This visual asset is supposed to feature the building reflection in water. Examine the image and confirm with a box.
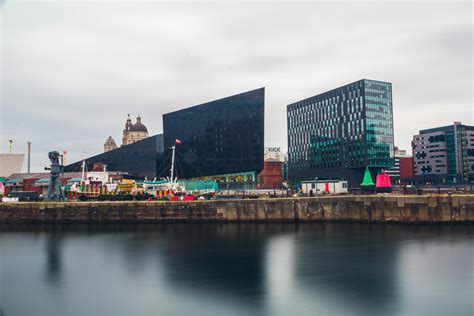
[5,222,468,316]
[155,224,270,313]
[289,224,400,315]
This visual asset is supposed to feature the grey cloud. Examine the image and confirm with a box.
[1,1,472,171]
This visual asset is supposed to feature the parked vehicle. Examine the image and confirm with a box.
[301,180,349,195]
[7,191,40,202]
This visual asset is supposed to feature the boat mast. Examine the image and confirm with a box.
[170,145,176,183]
[81,154,86,182]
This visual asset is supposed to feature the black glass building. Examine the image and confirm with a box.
[64,134,164,179]
[287,79,394,187]
[163,88,265,181]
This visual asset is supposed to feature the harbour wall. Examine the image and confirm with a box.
[0,195,473,223]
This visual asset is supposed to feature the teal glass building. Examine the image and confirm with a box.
[287,79,394,187]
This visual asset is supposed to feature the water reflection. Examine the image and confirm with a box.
[45,232,63,284]
[0,223,472,316]
[159,225,266,298]
[292,225,400,315]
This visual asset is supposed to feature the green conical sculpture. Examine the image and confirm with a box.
[361,166,375,186]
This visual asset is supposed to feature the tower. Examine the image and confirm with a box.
[104,136,118,153]
[122,114,149,146]
[122,114,132,145]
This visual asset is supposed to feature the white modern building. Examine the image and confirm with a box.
[0,154,25,178]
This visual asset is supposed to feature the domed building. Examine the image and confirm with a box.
[103,136,118,153]
[122,114,149,146]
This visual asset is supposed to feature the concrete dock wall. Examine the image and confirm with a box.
[0,195,473,223]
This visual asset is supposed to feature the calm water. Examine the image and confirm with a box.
[0,223,473,316]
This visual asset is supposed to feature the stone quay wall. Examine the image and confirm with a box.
[0,195,473,224]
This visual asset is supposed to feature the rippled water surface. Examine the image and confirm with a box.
[1,223,473,316]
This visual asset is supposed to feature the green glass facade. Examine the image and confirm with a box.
[364,80,394,167]
[287,79,394,187]
[445,130,457,179]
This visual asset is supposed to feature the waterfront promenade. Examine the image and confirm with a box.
[0,195,473,223]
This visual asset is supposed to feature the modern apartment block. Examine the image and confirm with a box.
[412,122,474,184]
[287,79,394,187]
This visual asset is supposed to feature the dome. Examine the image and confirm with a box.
[104,136,117,146]
[129,122,148,132]
[129,114,148,133]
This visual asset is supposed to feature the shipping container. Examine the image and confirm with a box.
[301,180,348,195]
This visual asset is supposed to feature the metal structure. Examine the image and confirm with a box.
[45,151,65,201]
[27,142,31,174]
[170,144,176,183]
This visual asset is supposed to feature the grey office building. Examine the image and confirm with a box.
[412,122,474,184]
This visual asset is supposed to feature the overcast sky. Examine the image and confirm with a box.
[1,0,472,172]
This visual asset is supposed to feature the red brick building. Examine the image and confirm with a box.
[399,157,414,179]
[258,159,283,189]
[3,172,82,196]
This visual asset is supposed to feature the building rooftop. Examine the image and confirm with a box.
[287,79,392,109]
[163,87,265,116]
[419,122,474,134]
[6,172,83,181]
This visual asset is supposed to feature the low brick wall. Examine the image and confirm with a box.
[0,195,473,223]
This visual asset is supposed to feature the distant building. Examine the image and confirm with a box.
[104,136,118,153]
[3,172,82,196]
[386,147,412,183]
[399,156,414,182]
[3,171,126,196]
[287,79,394,187]
[412,122,474,184]
[258,158,283,189]
[264,147,288,183]
[102,114,147,152]
[65,134,164,179]
[264,147,286,162]
[122,114,149,146]
[0,154,25,178]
